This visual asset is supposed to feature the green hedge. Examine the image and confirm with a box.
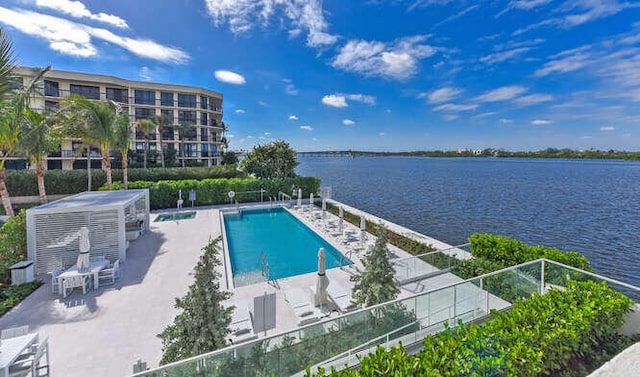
[103,176,321,210]
[0,209,27,285]
[6,166,245,196]
[452,233,591,280]
[309,280,633,377]
[0,281,42,317]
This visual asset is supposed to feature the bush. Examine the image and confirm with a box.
[103,176,321,210]
[6,166,245,196]
[309,281,633,377]
[0,209,27,285]
[0,281,42,317]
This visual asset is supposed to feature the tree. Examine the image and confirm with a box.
[135,118,156,169]
[177,122,196,168]
[112,109,131,189]
[158,237,233,365]
[59,95,118,190]
[0,28,49,215]
[240,140,299,179]
[151,114,171,168]
[350,225,400,307]
[221,151,239,166]
[18,107,60,203]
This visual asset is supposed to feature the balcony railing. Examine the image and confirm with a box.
[130,258,640,377]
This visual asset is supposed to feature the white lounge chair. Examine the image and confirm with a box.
[51,268,63,294]
[328,282,358,313]
[9,336,49,377]
[284,288,322,326]
[229,301,257,344]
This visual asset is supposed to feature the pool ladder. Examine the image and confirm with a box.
[260,252,280,289]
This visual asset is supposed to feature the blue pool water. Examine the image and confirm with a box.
[224,207,351,287]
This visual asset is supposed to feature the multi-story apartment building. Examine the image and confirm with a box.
[15,66,225,170]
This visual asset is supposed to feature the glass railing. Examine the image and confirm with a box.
[131,259,640,377]
[393,244,471,284]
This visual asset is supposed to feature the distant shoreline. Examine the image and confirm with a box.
[298,149,640,160]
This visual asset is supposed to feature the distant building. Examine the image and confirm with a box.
[14,66,225,170]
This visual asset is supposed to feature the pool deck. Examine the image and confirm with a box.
[0,200,489,376]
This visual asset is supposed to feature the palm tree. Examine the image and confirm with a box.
[113,109,131,189]
[18,107,60,203]
[0,28,50,215]
[59,95,118,190]
[220,121,229,151]
[136,118,156,169]
[177,122,195,168]
[151,114,171,168]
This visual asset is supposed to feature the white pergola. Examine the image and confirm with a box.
[26,189,150,275]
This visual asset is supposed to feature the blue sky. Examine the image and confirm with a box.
[1,0,639,152]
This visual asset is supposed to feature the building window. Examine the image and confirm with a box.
[200,96,208,110]
[161,92,174,106]
[70,84,100,100]
[200,128,208,141]
[134,90,155,105]
[178,94,196,108]
[44,80,59,97]
[135,107,155,120]
[135,143,145,151]
[161,109,174,122]
[200,112,208,126]
[44,100,59,111]
[106,88,128,103]
[201,143,209,157]
[184,143,197,157]
[178,110,196,123]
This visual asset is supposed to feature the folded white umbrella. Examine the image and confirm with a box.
[76,226,90,272]
[297,188,302,207]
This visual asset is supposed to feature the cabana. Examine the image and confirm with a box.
[26,190,150,275]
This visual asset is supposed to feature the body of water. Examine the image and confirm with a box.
[297,156,640,286]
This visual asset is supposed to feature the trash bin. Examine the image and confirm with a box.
[10,261,35,285]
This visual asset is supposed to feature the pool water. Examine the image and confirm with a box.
[155,211,196,222]
[224,207,351,287]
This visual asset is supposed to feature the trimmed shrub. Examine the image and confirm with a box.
[0,209,27,285]
[102,176,321,210]
[6,166,245,196]
[0,281,43,317]
[308,280,633,377]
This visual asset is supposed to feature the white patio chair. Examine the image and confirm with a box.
[9,336,49,377]
[62,275,90,298]
[51,268,63,294]
[98,260,120,286]
[0,325,29,340]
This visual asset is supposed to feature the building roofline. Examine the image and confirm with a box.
[15,66,223,99]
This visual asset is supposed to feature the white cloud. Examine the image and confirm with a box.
[332,35,436,80]
[288,115,298,120]
[35,0,129,28]
[433,103,478,112]
[235,109,245,114]
[264,132,271,135]
[531,119,552,125]
[139,66,152,81]
[480,47,531,65]
[474,86,528,102]
[535,48,591,76]
[425,87,462,104]
[342,119,355,126]
[321,93,375,108]
[600,125,615,131]
[258,101,267,106]
[284,83,298,95]
[204,0,337,48]
[513,94,553,106]
[214,70,246,85]
[300,125,313,131]
[497,0,551,17]
[475,112,498,118]
[378,132,385,136]
[442,114,459,121]
[321,95,348,108]
[0,7,188,63]
[500,118,513,124]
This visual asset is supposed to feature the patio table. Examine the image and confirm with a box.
[58,259,110,295]
[0,332,38,377]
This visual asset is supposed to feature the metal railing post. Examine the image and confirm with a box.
[540,260,545,295]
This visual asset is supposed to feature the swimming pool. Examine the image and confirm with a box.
[223,207,351,287]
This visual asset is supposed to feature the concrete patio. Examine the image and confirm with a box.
[0,200,477,376]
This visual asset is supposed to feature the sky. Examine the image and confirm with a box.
[1,0,640,152]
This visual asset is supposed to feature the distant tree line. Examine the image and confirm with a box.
[298,148,640,160]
